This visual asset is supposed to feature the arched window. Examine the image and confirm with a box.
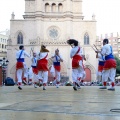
[52,3,56,12]
[58,3,63,12]
[84,32,89,45]
[45,3,50,12]
[17,32,23,44]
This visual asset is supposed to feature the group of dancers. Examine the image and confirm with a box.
[16,45,63,90]
[67,39,116,91]
[16,38,116,91]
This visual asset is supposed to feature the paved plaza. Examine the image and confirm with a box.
[0,86,120,120]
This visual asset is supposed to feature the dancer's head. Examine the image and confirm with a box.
[19,45,24,50]
[67,39,78,47]
[55,49,59,55]
[103,39,109,46]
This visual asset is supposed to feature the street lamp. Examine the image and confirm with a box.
[0,58,9,85]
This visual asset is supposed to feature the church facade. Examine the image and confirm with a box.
[7,0,97,82]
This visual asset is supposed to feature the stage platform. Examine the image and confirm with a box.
[0,86,120,120]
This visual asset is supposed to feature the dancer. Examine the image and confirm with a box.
[50,49,63,88]
[76,52,86,88]
[37,45,49,90]
[16,45,30,90]
[96,50,105,85]
[29,52,39,88]
[67,39,85,91]
[96,39,116,91]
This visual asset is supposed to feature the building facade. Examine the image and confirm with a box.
[0,33,8,60]
[7,0,97,82]
[96,32,119,57]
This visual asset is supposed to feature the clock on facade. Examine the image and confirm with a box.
[48,27,60,39]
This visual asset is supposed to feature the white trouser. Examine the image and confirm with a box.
[38,71,48,84]
[81,71,86,80]
[28,67,39,82]
[50,65,61,82]
[17,69,23,83]
[51,70,60,82]
[102,68,116,82]
[72,60,84,83]
[23,63,28,78]
[97,71,102,82]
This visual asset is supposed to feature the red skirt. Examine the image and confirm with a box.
[32,67,38,74]
[37,59,48,71]
[98,65,104,72]
[72,55,82,69]
[103,59,116,70]
[16,62,24,70]
[54,65,61,72]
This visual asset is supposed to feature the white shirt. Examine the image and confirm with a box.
[98,53,105,61]
[37,52,48,60]
[101,44,113,56]
[52,54,63,62]
[31,57,37,66]
[16,50,30,59]
[70,46,83,58]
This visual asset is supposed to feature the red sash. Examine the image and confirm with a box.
[54,66,61,72]
[32,67,38,74]
[72,47,82,69]
[16,62,24,70]
[98,65,104,72]
[103,59,116,70]
[37,53,48,71]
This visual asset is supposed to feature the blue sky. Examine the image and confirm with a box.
[0,0,120,36]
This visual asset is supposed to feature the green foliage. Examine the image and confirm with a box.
[114,56,120,76]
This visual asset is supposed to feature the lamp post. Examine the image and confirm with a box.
[0,58,9,85]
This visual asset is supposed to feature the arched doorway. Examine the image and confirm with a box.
[84,67,91,82]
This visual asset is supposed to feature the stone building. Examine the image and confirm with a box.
[0,32,8,59]
[96,32,120,57]
[7,0,97,82]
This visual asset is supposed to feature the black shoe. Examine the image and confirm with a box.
[99,86,107,89]
[73,86,77,91]
[18,86,22,90]
[22,80,27,85]
[108,88,115,91]
[43,87,46,90]
[76,83,81,89]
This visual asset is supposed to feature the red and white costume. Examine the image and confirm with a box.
[29,56,39,85]
[16,50,30,87]
[70,46,84,84]
[37,52,48,87]
[97,53,105,82]
[101,44,116,88]
[50,54,63,86]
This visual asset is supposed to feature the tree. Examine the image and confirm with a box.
[114,56,120,76]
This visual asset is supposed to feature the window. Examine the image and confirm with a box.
[84,32,89,45]
[52,3,56,12]
[45,3,50,12]
[17,32,23,44]
[2,44,4,48]
[58,3,63,12]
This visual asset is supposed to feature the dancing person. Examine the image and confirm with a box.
[96,51,105,85]
[16,45,30,90]
[37,45,49,90]
[67,39,85,91]
[96,39,116,91]
[29,52,39,88]
[50,49,63,88]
